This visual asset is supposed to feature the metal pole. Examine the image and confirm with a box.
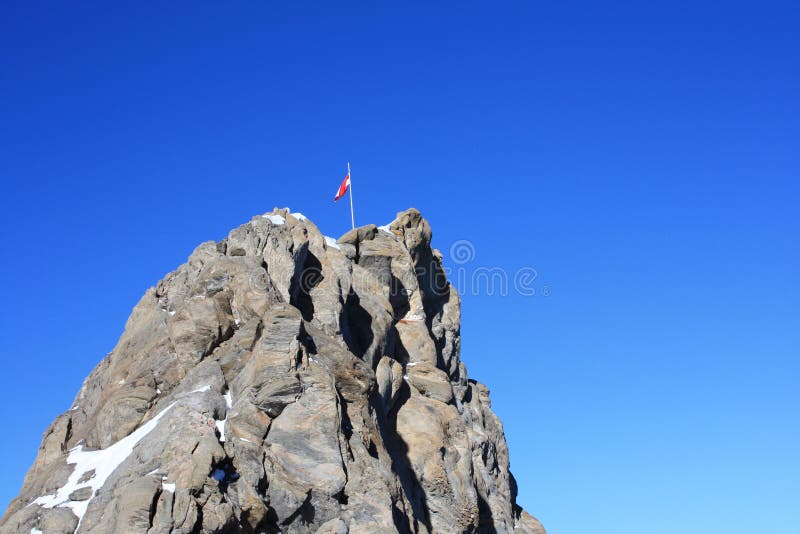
[348,162,355,229]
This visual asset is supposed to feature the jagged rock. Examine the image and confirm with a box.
[1,208,544,534]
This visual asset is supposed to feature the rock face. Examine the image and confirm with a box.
[2,209,545,534]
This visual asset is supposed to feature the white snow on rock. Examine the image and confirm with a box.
[324,236,341,250]
[215,390,232,442]
[191,384,211,393]
[378,223,401,241]
[378,219,399,237]
[262,214,286,225]
[30,529,43,534]
[31,401,178,528]
[216,419,227,442]
[290,212,308,221]
[161,482,176,493]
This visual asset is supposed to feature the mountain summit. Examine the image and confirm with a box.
[2,208,545,534]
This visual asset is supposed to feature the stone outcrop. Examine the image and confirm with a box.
[2,208,545,534]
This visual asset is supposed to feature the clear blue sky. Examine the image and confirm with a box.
[1,2,798,533]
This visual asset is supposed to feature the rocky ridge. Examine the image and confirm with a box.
[2,208,545,534]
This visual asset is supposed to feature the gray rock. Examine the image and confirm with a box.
[405,362,454,404]
[67,487,92,502]
[1,208,545,534]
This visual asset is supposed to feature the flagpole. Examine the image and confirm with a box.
[347,162,355,230]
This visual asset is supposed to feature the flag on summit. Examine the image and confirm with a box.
[334,170,351,202]
[335,162,355,229]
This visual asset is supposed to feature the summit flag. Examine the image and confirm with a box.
[334,172,350,202]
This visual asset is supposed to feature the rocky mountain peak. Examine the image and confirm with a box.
[2,208,545,534]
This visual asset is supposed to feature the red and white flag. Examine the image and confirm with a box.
[334,171,350,202]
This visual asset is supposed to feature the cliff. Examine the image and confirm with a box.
[2,208,544,534]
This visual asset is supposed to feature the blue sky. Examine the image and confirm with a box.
[1,2,798,532]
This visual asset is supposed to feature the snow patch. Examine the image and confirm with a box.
[211,469,226,482]
[378,221,399,238]
[239,437,252,443]
[324,236,341,250]
[215,419,227,442]
[161,482,176,493]
[191,385,211,393]
[214,390,232,443]
[406,362,417,367]
[31,401,178,528]
[31,529,43,534]
[262,214,286,225]
[291,212,308,221]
